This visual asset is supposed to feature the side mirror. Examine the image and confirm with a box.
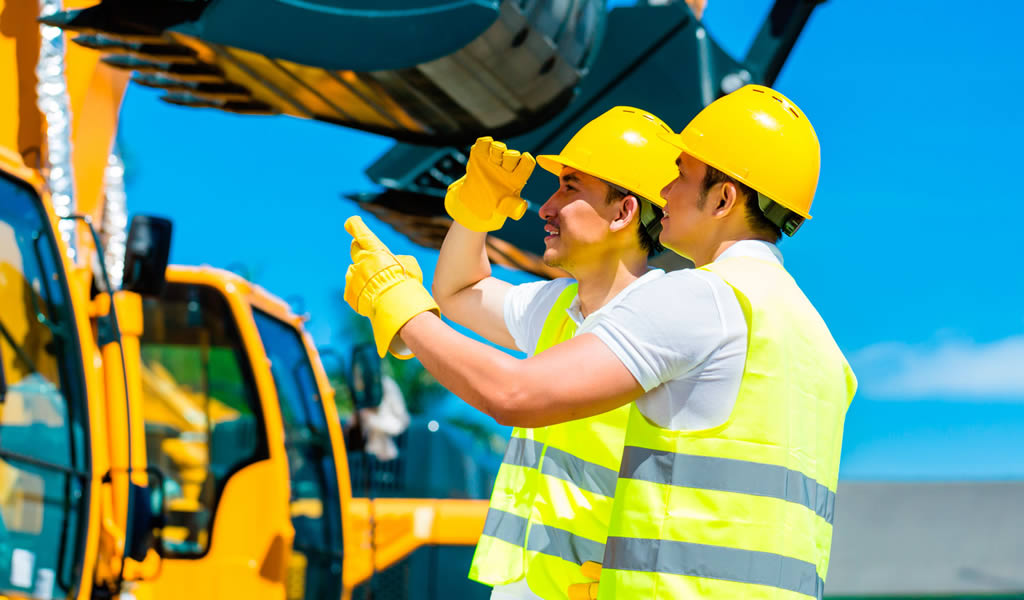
[125,481,156,562]
[127,467,168,559]
[121,215,172,296]
[350,343,382,411]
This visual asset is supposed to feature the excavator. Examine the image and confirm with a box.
[2,0,824,599]
[1,3,487,600]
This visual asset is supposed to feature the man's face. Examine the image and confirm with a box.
[538,167,622,270]
[659,152,712,259]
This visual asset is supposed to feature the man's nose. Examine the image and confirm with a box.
[538,193,558,220]
[660,180,673,202]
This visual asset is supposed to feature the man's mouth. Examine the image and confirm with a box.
[544,223,560,240]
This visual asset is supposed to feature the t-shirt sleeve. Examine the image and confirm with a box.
[503,278,574,355]
[578,271,729,392]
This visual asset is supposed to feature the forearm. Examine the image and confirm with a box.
[398,312,642,427]
[398,311,525,424]
[432,222,492,306]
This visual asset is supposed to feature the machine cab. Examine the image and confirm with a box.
[134,265,345,600]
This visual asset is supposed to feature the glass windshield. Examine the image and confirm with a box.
[251,309,342,600]
[0,174,89,599]
[139,283,268,557]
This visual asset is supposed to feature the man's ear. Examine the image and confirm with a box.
[610,194,639,233]
[713,182,741,217]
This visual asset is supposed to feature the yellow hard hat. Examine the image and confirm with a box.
[663,84,820,221]
[537,107,679,208]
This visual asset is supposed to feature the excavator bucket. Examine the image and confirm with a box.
[45,0,606,144]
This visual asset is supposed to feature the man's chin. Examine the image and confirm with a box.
[542,248,564,268]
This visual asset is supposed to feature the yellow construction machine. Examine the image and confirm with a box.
[1,3,488,599]
[131,264,487,600]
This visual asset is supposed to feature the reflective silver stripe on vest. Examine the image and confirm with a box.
[481,509,606,566]
[504,438,618,498]
[503,436,543,470]
[540,446,618,497]
[480,508,528,547]
[619,446,836,524]
[526,523,605,565]
[605,537,824,599]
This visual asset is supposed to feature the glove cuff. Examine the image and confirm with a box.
[372,278,440,359]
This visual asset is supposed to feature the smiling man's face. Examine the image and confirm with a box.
[537,167,625,271]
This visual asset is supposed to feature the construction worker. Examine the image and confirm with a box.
[348,106,678,599]
[433,108,676,600]
[343,85,856,599]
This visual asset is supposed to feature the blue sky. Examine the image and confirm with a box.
[118,0,1024,480]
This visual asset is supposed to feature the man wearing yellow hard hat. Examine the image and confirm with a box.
[349,106,678,599]
[343,85,856,599]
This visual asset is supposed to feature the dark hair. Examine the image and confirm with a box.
[700,165,781,242]
[605,186,664,256]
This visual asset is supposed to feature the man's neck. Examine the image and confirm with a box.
[572,251,649,318]
[692,230,776,267]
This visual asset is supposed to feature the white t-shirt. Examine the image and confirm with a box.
[581,240,783,430]
[503,269,666,357]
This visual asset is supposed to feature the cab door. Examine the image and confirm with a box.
[250,309,344,600]
[137,279,290,599]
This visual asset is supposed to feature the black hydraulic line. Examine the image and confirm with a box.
[743,0,825,86]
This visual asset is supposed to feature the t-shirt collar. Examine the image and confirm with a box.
[714,239,784,266]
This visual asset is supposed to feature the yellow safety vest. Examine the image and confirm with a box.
[599,257,857,600]
[470,282,631,599]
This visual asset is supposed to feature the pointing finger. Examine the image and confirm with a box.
[345,216,387,253]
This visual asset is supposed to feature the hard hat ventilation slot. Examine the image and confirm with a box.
[769,95,801,119]
[511,28,529,48]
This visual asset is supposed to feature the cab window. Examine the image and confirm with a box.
[0,174,89,599]
[139,283,268,556]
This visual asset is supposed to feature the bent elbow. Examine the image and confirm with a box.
[487,378,540,428]
[431,280,452,308]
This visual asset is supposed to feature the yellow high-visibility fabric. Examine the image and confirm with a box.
[470,282,631,599]
[600,257,857,600]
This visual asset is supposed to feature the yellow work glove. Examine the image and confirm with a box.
[444,136,535,232]
[343,216,440,359]
[568,561,602,600]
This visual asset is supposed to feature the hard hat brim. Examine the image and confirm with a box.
[536,153,667,208]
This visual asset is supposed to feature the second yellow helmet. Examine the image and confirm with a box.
[663,84,820,222]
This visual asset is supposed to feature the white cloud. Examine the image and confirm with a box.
[850,335,1024,401]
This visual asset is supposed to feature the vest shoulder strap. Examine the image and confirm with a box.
[535,282,579,353]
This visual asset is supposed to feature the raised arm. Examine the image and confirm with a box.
[432,137,536,350]
[432,222,516,349]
